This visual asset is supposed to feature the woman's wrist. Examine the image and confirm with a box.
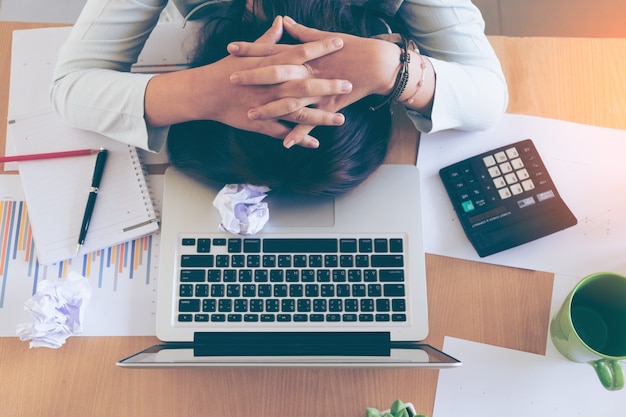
[145,66,216,128]
[368,38,435,116]
[398,51,435,115]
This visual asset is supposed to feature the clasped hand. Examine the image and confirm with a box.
[224,16,400,149]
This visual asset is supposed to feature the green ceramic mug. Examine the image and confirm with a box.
[550,272,626,390]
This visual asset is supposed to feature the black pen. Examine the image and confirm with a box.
[76,148,108,255]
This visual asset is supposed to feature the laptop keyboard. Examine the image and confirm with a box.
[175,236,408,325]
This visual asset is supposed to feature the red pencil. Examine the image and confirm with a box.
[0,149,100,163]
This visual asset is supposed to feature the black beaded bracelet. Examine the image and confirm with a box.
[369,34,412,112]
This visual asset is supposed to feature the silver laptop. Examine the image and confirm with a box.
[118,164,460,367]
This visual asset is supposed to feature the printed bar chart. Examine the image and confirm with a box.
[0,184,160,336]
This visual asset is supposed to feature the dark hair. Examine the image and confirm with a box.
[167,0,403,196]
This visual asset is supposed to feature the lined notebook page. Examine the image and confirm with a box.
[9,111,159,264]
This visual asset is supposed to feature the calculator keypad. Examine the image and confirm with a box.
[447,141,552,215]
[439,139,577,257]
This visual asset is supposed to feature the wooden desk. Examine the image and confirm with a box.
[1,21,625,416]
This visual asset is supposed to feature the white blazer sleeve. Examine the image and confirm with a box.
[398,0,509,133]
[50,0,171,152]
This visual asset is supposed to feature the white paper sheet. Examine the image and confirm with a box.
[418,113,626,278]
[433,337,626,417]
[0,174,163,336]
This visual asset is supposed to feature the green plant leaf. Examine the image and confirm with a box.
[366,408,382,417]
[397,408,409,417]
[389,399,404,416]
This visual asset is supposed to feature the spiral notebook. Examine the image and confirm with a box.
[8,111,159,265]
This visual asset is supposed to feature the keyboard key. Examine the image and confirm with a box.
[310,314,324,322]
[270,270,284,282]
[359,314,374,322]
[178,314,193,322]
[324,255,338,267]
[202,299,216,312]
[375,313,390,322]
[343,314,358,322]
[244,238,261,253]
[326,314,341,322]
[321,284,335,297]
[293,255,307,267]
[383,284,405,297]
[392,299,406,311]
[179,299,200,312]
[289,284,303,297]
[392,313,407,322]
[250,299,263,312]
[263,238,338,253]
[181,255,213,268]
[216,255,229,267]
[345,299,359,312]
[368,284,382,297]
[340,255,354,267]
[180,269,206,282]
[247,255,260,267]
[309,255,323,267]
[379,269,405,282]
[179,284,193,297]
[376,299,390,312]
[281,299,295,312]
[374,239,388,252]
[358,239,373,252]
[234,299,248,312]
[329,299,342,312]
[313,299,327,312]
[227,284,241,297]
[261,314,275,322]
[244,314,259,322]
[263,254,276,267]
[197,238,211,253]
[227,239,242,253]
[231,255,245,267]
[195,284,209,297]
[194,314,209,322]
[332,269,346,282]
[274,284,288,297]
[266,299,279,312]
[360,299,375,312]
[218,299,232,312]
[211,284,224,297]
[352,284,366,297]
[389,239,403,253]
[211,314,226,322]
[339,238,357,253]
[277,255,292,267]
[297,299,311,312]
[371,255,404,267]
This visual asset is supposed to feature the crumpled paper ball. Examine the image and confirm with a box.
[16,271,92,349]
[213,183,270,235]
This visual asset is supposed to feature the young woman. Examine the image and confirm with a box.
[51,0,507,194]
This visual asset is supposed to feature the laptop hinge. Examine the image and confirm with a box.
[193,331,391,356]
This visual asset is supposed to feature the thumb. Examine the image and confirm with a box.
[283,16,326,42]
[254,16,284,44]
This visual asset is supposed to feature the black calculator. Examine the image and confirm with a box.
[439,139,577,257]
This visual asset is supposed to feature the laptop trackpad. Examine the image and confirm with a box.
[265,194,335,227]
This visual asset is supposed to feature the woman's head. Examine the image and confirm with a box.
[167,0,403,196]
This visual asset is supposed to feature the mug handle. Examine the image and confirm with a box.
[590,359,625,391]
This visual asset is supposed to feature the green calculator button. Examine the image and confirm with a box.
[461,201,475,212]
